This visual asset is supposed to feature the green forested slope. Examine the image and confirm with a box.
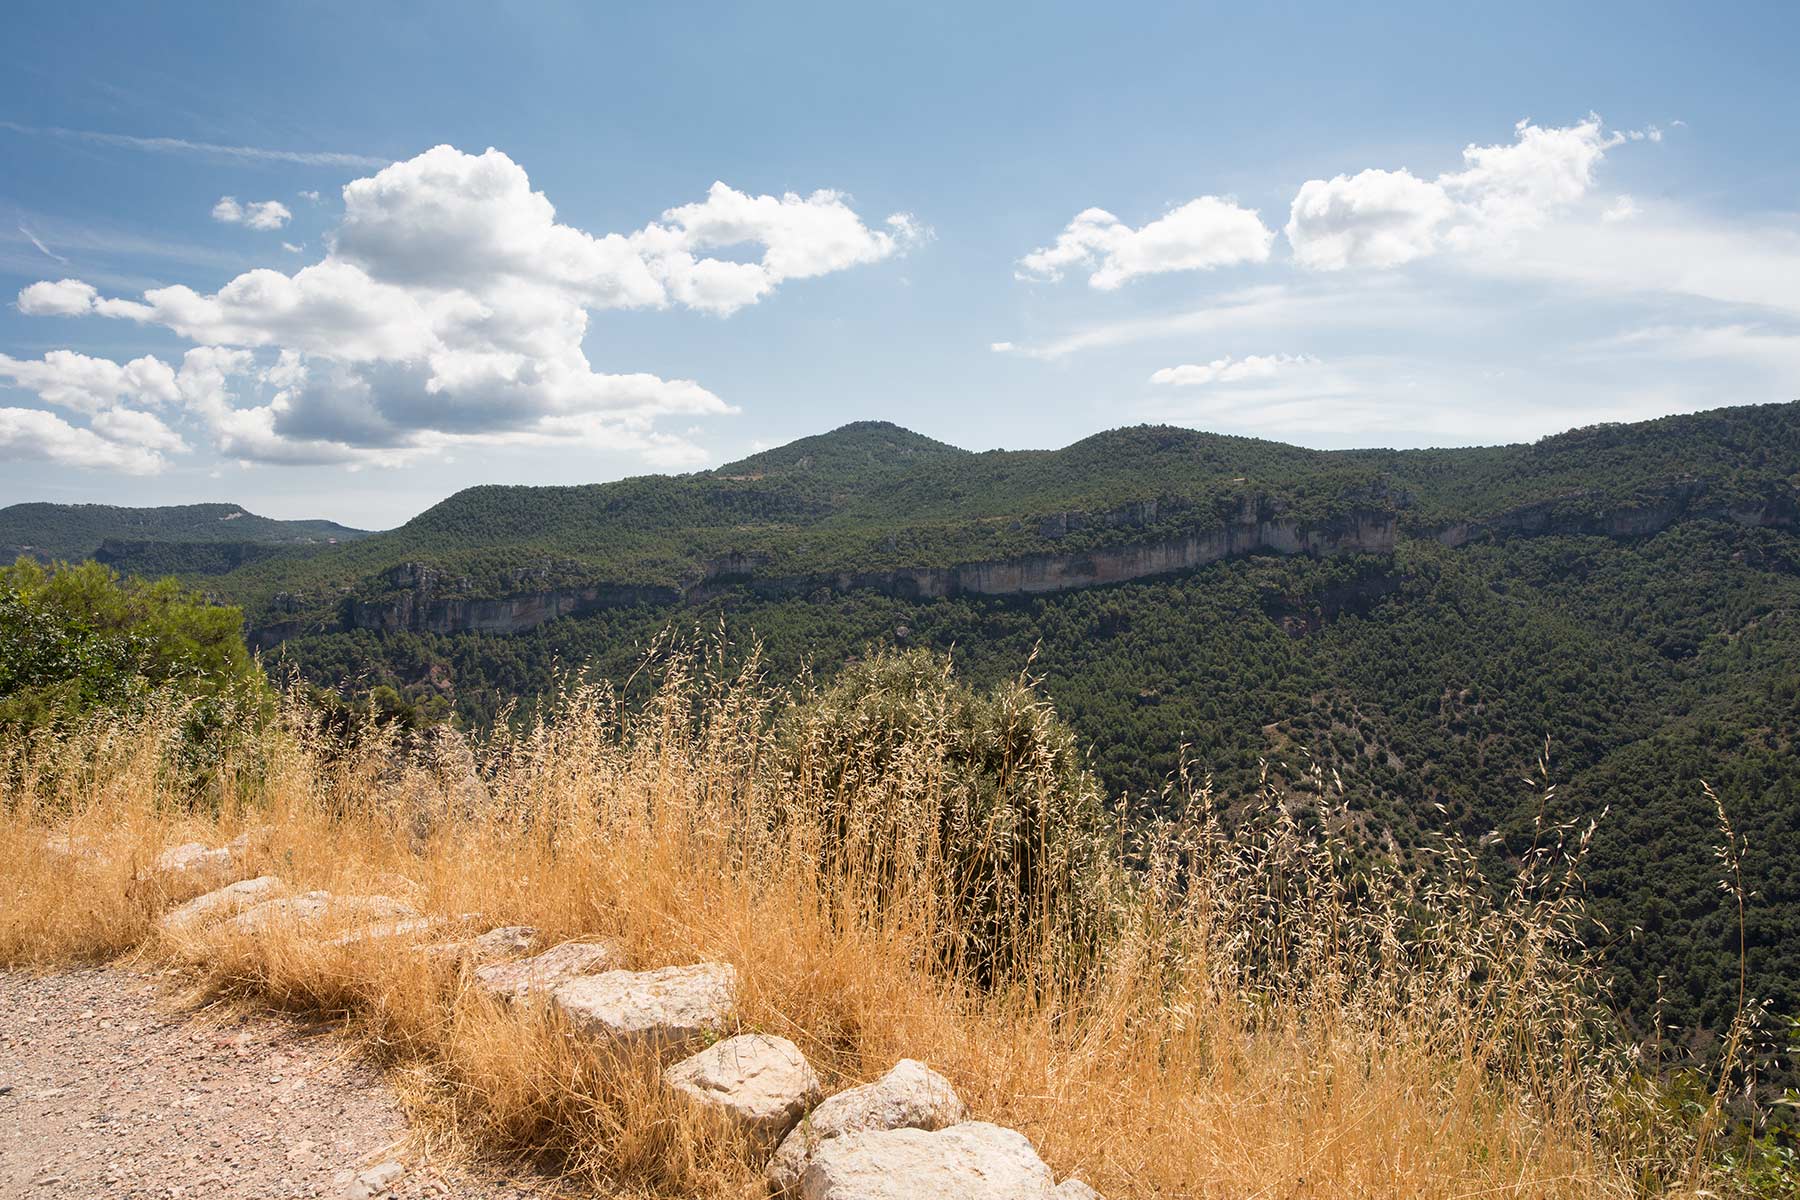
[0,501,370,565]
[268,518,1800,1056]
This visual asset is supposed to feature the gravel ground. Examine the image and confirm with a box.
[0,966,559,1200]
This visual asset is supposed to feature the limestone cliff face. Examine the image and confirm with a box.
[251,508,1398,645]
[761,510,1398,603]
[245,479,1797,647]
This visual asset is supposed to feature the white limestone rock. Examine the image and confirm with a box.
[767,1059,968,1194]
[149,841,239,885]
[472,940,618,1002]
[470,924,538,956]
[664,1033,821,1145]
[1053,1181,1103,1200]
[340,1158,405,1200]
[222,891,417,935]
[157,876,284,934]
[551,962,736,1050]
[798,1122,1057,1200]
[320,916,448,947]
[420,924,538,963]
[41,832,105,861]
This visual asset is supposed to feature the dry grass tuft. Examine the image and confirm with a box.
[0,647,1720,1197]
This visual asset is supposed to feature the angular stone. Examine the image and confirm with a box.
[158,876,284,934]
[222,891,417,935]
[472,940,618,1001]
[551,962,736,1050]
[470,924,538,956]
[319,916,448,948]
[341,1158,405,1200]
[419,924,538,964]
[768,1059,967,1194]
[150,841,238,884]
[664,1033,821,1145]
[1053,1181,1103,1200]
[798,1123,1056,1200]
[41,832,104,861]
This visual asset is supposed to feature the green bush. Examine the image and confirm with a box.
[0,557,267,733]
[775,647,1119,985]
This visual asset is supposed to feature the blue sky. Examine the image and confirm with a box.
[2,1,1796,528]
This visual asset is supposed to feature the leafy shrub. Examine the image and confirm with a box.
[773,647,1119,984]
[0,557,267,734]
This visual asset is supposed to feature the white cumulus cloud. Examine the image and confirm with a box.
[90,405,187,453]
[1018,197,1274,289]
[1602,195,1641,223]
[0,407,166,474]
[0,350,179,414]
[631,181,925,313]
[15,145,915,470]
[1149,353,1315,386]
[1287,116,1625,270]
[212,196,294,230]
[1285,169,1454,270]
[16,278,99,316]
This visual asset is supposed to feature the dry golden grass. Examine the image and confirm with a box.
[0,651,1718,1198]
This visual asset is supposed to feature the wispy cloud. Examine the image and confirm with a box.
[993,279,1443,361]
[1,211,253,273]
[0,121,387,168]
[16,223,67,264]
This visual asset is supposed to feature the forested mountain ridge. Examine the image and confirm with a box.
[0,501,372,572]
[187,403,1800,641]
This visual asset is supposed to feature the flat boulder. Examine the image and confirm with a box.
[222,891,417,935]
[472,940,618,1002]
[158,876,284,934]
[768,1059,967,1193]
[148,841,238,884]
[1053,1181,1103,1199]
[41,832,105,861]
[551,962,736,1051]
[665,1033,821,1145]
[421,924,538,964]
[319,916,448,947]
[798,1123,1056,1200]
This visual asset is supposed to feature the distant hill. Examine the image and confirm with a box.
[152,403,1797,629]
[0,502,372,567]
[713,419,970,480]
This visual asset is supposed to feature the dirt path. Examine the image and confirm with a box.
[0,967,556,1200]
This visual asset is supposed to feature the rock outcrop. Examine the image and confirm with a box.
[798,1122,1057,1200]
[146,841,240,887]
[551,962,737,1051]
[473,940,619,1001]
[423,924,538,963]
[222,892,418,935]
[250,505,1398,646]
[319,916,449,947]
[664,1033,822,1145]
[768,1059,967,1194]
[158,876,284,934]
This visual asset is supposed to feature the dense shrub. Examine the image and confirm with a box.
[774,648,1119,984]
[0,557,267,734]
